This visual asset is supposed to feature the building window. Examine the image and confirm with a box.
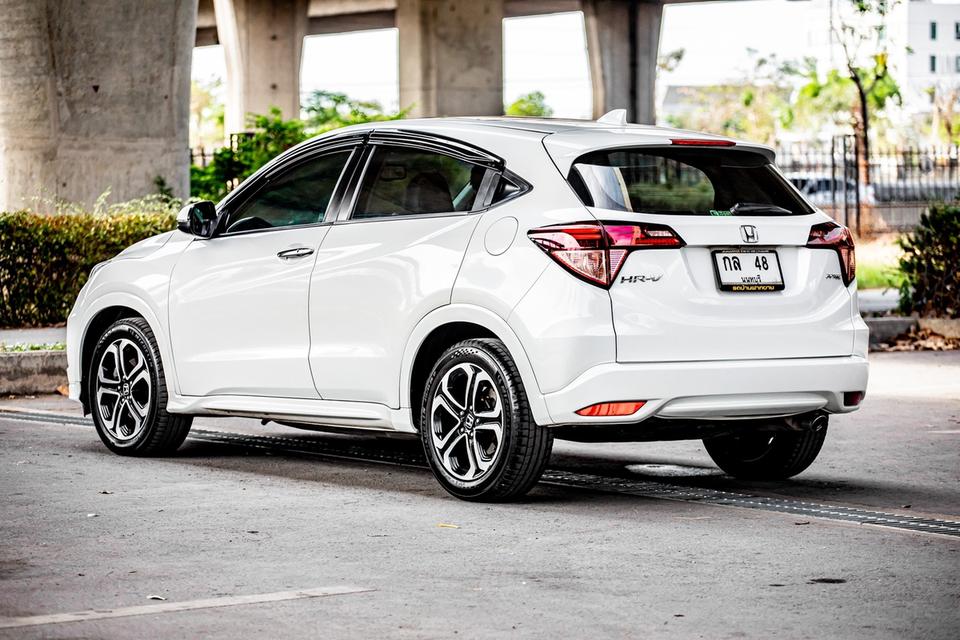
[931,21,937,40]
[956,56,960,73]
[931,55,937,73]
[955,21,960,40]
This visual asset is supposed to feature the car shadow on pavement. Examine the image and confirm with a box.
[72,431,959,515]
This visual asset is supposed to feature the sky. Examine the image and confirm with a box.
[191,0,960,120]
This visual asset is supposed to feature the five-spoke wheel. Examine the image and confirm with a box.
[420,338,553,501]
[95,337,152,441]
[89,317,192,455]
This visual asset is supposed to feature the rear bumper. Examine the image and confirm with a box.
[542,355,868,426]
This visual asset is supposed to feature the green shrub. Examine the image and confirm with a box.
[0,207,177,327]
[898,204,960,318]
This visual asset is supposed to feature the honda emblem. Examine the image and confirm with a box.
[740,225,758,243]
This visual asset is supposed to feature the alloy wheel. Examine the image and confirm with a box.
[429,362,505,484]
[95,338,152,441]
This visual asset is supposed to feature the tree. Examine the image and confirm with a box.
[302,90,407,132]
[190,94,406,201]
[505,91,553,117]
[810,0,903,183]
[189,78,225,149]
[927,84,960,144]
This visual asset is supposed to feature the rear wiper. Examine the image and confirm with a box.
[729,202,792,216]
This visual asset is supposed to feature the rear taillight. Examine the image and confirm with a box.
[670,138,736,147]
[528,221,684,287]
[806,221,856,286]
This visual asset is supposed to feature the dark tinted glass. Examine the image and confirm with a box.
[223,151,351,234]
[570,148,813,216]
[352,146,485,219]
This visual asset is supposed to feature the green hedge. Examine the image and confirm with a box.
[0,211,176,327]
[899,204,960,319]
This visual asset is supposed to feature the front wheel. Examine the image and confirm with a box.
[88,317,192,456]
[702,420,828,480]
[420,338,553,501]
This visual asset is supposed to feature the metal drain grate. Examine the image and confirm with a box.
[3,409,959,538]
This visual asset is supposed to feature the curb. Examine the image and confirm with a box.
[0,351,67,395]
[865,317,918,347]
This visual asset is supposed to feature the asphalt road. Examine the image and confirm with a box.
[1,351,958,639]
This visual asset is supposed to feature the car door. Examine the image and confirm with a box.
[169,143,359,398]
[307,131,502,406]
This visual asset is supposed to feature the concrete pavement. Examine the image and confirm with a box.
[0,351,957,639]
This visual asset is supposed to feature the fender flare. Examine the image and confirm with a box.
[76,290,180,399]
[398,304,553,427]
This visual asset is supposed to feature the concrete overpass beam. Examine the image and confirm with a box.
[397,0,504,117]
[0,0,196,209]
[583,0,663,125]
[214,0,308,133]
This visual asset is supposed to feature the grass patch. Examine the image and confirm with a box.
[0,342,66,353]
[857,262,905,290]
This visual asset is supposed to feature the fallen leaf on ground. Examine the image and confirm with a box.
[86,513,98,518]
[99,490,113,495]
[56,384,69,397]
[147,595,166,601]
[437,523,460,529]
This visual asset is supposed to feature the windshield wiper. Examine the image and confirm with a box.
[730,202,792,216]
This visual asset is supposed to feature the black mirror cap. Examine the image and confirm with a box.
[176,201,218,238]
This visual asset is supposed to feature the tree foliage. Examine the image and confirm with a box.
[191,91,405,201]
[505,91,553,117]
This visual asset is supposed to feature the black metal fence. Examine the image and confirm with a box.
[777,136,960,236]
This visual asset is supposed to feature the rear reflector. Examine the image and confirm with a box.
[670,138,736,147]
[806,221,856,286]
[843,391,865,407]
[528,221,683,287]
[575,401,646,417]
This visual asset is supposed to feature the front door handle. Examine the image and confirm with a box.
[277,247,315,260]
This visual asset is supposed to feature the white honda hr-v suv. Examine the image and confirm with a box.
[67,115,869,501]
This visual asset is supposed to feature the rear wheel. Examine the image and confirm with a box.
[702,420,828,480]
[88,317,192,456]
[420,338,553,501]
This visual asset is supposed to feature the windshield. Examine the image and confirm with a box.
[569,147,814,216]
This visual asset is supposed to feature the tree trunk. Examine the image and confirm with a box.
[850,75,871,185]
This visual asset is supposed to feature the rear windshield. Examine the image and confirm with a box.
[569,147,814,216]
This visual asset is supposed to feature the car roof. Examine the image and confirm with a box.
[306,116,777,176]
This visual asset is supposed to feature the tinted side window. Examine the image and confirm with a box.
[223,150,351,234]
[352,146,486,220]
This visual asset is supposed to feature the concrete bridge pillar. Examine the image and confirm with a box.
[397,0,504,117]
[0,0,196,209]
[583,0,663,125]
[214,0,308,133]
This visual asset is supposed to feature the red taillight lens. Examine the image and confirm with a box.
[806,221,856,286]
[528,221,684,287]
[576,401,646,417]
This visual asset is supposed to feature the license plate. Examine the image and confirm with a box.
[712,250,784,292]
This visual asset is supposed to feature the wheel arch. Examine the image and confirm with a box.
[400,305,553,429]
[76,293,173,414]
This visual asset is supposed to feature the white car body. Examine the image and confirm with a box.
[67,117,869,439]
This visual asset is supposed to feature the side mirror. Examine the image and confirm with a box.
[177,201,218,238]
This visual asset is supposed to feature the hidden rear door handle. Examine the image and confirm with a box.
[277,247,315,260]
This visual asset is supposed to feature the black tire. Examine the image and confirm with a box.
[702,421,828,480]
[88,317,192,456]
[419,338,553,501]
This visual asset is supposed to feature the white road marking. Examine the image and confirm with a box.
[0,586,374,629]
[928,429,960,434]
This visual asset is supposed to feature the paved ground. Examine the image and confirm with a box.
[1,351,957,639]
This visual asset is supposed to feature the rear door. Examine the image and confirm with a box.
[567,145,856,362]
[307,131,502,406]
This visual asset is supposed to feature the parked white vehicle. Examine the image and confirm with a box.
[67,115,869,501]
